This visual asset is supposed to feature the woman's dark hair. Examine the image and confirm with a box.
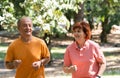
[72,21,91,40]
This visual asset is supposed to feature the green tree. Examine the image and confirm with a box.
[0,0,16,31]
[60,0,85,31]
[84,0,120,43]
[1,0,119,43]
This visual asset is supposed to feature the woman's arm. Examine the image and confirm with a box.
[97,61,106,76]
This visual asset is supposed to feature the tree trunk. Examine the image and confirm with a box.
[100,28,107,43]
[100,17,108,43]
[74,3,84,23]
[43,33,53,65]
[0,25,4,30]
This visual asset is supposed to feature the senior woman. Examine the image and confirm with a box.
[63,21,106,78]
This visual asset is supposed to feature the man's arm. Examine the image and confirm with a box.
[41,57,50,65]
[32,57,50,70]
[5,60,22,69]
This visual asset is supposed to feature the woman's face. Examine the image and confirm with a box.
[73,28,86,41]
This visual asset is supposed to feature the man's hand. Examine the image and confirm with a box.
[13,60,22,68]
[5,60,22,69]
[32,61,42,70]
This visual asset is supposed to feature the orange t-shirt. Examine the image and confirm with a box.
[64,40,106,78]
[5,36,50,78]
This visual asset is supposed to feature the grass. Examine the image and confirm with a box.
[51,47,65,59]
[0,43,120,76]
[0,52,6,60]
[104,69,120,75]
[0,43,8,60]
[103,51,120,75]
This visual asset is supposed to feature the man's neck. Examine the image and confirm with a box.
[20,36,32,42]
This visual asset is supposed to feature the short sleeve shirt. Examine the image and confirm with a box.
[5,36,50,78]
[64,40,106,78]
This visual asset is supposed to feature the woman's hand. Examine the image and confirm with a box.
[95,75,101,78]
[63,65,77,73]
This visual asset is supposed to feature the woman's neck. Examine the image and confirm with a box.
[76,40,86,48]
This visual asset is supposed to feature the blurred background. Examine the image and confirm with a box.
[0,0,120,78]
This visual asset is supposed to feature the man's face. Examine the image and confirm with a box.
[18,18,33,37]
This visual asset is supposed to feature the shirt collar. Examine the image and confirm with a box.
[74,40,89,51]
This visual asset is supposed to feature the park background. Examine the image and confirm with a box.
[0,0,120,78]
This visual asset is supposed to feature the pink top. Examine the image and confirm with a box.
[64,40,106,78]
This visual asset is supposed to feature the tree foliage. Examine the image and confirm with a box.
[0,0,120,43]
[84,0,120,43]
[0,0,16,31]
